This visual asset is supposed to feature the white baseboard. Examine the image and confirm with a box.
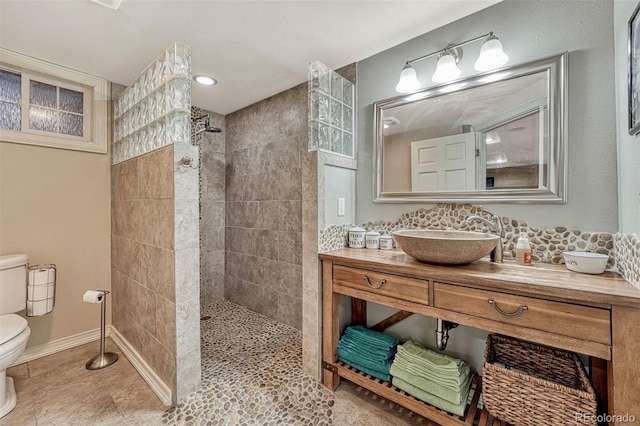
[110,326,172,406]
[13,326,111,366]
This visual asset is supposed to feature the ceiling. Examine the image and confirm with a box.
[0,0,500,115]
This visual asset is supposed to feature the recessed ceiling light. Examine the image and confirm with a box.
[193,75,217,86]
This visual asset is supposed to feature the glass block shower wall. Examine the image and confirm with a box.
[308,61,355,157]
[113,42,191,164]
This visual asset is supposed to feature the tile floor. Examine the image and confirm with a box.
[4,301,435,425]
[3,339,166,425]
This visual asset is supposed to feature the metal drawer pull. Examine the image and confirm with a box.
[488,299,528,317]
[363,276,387,289]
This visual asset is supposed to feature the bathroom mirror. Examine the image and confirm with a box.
[373,53,567,203]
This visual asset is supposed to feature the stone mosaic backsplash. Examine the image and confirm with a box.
[615,233,640,288]
[319,204,639,288]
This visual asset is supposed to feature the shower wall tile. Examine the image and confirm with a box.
[111,200,141,240]
[201,275,224,304]
[175,349,201,402]
[111,268,127,330]
[174,149,199,202]
[276,168,302,200]
[111,235,142,282]
[131,278,157,336]
[259,200,302,232]
[174,249,199,305]
[226,201,259,228]
[174,199,199,251]
[111,144,180,402]
[201,201,225,228]
[201,225,225,253]
[279,231,302,265]
[155,295,176,354]
[200,150,225,202]
[201,251,224,278]
[225,83,305,329]
[138,147,174,200]
[198,110,225,306]
[276,293,302,330]
[140,244,175,302]
[112,158,139,201]
[225,252,260,283]
[139,199,174,249]
[175,300,200,356]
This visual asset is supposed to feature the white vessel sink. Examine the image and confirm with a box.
[392,229,500,265]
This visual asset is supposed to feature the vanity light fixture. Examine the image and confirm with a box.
[193,75,217,86]
[383,117,400,129]
[394,31,509,93]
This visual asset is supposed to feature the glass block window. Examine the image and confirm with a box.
[112,42,191,164]
[0,48,107,154]
[308,61,355,158]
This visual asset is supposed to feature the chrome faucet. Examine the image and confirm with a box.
[465,211,504,263]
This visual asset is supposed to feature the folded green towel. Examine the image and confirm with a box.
[393,356,471,388]
[338,347,393,376]
[390,363,473,405]
[396,341,467,373]
[338,354,391,382]
[392,377,469,417]
[338,341,394,364]
[344,325,400,350]
[338,339,396,361]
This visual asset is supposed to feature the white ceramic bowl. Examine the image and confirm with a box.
[561,251,609,274]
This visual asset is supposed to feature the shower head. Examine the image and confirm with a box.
[191,115,222,138]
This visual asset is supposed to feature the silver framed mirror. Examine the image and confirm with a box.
[373,53,567,204]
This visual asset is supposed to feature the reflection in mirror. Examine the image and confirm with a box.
[374,54,566,203]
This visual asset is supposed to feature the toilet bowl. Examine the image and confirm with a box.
[0,314,30,418]
[0,254,30,419]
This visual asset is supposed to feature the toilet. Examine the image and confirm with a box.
[0,254,30,419]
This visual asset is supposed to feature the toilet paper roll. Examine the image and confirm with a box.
[83,290,104,304]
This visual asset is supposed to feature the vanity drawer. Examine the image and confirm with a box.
[333,265,429,305]
[433,282,611,345]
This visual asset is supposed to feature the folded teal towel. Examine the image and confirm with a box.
[392,377,469,417]
[396,341,467,373]
[338,339,396,361]
[390,363,473,405]
[338,354,391,382]
[393,356,471,388]
[344,325,400,350]
[338,347,393,375]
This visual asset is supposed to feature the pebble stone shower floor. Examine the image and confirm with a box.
[162,300,435,425]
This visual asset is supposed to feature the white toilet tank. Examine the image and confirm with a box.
[0,254,28,315]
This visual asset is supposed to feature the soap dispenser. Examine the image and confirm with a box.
[515,234,532,265]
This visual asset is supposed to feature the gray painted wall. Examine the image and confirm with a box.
[356,0,618,232]
[324,165,356,226]
[614,0,640,235]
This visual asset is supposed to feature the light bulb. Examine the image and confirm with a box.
[432,53,461,83]
[395,64,421,93]
[474,35,509,71]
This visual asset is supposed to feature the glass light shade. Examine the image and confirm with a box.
[395,64,421,93]
[474,36,509,71]
[432,53,461,83]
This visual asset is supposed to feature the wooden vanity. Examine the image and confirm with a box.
[320,248,640,425]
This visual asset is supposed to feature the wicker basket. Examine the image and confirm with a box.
[482,334,597,426]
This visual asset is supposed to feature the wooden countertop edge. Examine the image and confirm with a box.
[319,248,640,307]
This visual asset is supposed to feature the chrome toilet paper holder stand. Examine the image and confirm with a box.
[86,290,118,370]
